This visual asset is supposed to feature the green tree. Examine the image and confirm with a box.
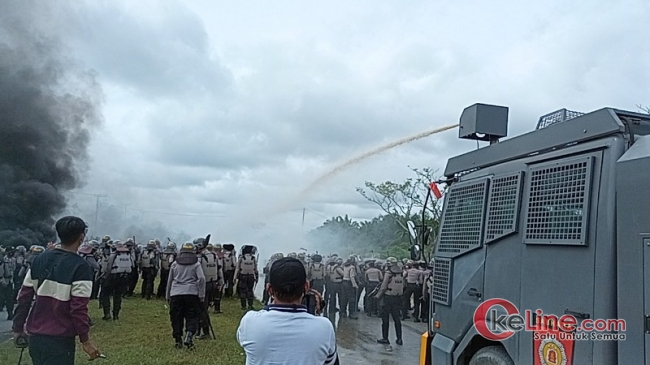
[356,166,443,251]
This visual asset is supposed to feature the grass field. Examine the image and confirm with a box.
[0,293,254,365]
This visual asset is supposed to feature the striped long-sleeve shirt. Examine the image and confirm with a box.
[12,248,94,343]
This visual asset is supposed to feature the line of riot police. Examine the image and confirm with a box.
[0,245,45,320]
[260,251,435,346]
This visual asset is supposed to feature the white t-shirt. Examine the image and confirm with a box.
[237,304,338,365]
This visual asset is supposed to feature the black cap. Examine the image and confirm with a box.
[269,257,306,298]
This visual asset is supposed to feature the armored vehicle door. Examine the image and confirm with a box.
[432,177,489,343]
[617,135,650,365]
[518,151,605,364]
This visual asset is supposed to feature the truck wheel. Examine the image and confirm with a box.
[468,346,514,365]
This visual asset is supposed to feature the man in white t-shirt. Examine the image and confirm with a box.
[237,257,339,365]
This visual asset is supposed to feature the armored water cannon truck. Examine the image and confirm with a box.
[420,104,650,365]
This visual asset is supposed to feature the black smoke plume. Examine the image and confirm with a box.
[0,2,102,247]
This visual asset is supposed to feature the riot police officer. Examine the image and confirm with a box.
[79,243,101,300]
[297,252,308,274]
[211,244,226,312]
[403,260,422,320]
[364,261,383,316]
[198,243,223,338]
[340,255,359,319]
[102,242,133,320]
[327,258,344,313]
[376,257,404,346]
[13,246,27,302]
[139,240,159,300]
[98,239,113,307]
[234,245,258,310]
[157,242,176,299]
[0,246,16,319]
[308,254,326,295]
[124,238,139,297]
[18,245,44,279]
[222,244,237,298]
[419,261,432,323]
[167,243,205,349]
[262,253,283,305]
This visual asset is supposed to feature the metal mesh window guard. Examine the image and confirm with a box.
[432,257,452,305]
[437,179,488,255]
[523,157,593,245]
[485,172,523,243]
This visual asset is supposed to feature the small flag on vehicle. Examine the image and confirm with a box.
[429,182,442,199]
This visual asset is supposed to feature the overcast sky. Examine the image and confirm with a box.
[49,0,649,243]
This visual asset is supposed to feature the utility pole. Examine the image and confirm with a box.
[93,194,107,235]
[123,203,130,220]
[302,208,306,228]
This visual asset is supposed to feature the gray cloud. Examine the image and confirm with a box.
[44,0,650,243]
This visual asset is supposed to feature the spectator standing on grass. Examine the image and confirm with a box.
[12,216,102,364]
[237,257,339,365]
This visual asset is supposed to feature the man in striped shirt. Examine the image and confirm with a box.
[237,257,339,365]
[12,216,102,364]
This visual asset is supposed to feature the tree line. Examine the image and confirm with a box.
[306,167,443,260]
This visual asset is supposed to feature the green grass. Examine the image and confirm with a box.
[0,291,255,365]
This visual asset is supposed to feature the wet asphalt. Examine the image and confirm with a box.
[325,309,426,364]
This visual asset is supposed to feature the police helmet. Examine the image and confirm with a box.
[78,245,93,255]
[30,245,44,254]
[223,243,235,251]
[115,242,129,252]
[154,238,161,245]
[297,252,305,259]
[102,235,111,242]
[242,245,256,255]
[336,258,343,264]
[206,244,214,251]
[16,245,26,253]
[311,254,322,263]
[89,240,100,248]
[125,238,134,246]
[288,252,297,258]
[214,244,222,250]
[147,240,156,249]
[180,243,195,253]
[387,257,398,265]
[167,242,176,249]
[193,238,205,246]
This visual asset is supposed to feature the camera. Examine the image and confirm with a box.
[15,336,28,349]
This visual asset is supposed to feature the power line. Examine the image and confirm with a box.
[303,208,329,219]
[126,207,227,218]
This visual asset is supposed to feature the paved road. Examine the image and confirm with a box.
[327,310,426,365]
[254,281,427,364]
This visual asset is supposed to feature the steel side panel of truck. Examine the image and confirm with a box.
[429,108,650,365]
